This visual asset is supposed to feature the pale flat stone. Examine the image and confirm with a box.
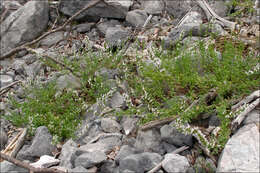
[217,123,260,172]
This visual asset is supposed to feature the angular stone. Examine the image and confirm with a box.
[217,124,260,172]
[59,0,132,21]
[101,118,122,133]
[162,153,190,173]
[115,145,140,164]
[79,133,122,154]
[0,74,13,88]
[100,160,119,173]
[119,152,162,173]
[74,23,95,33]
[135,129,165,155]
[96,20,121,36]
[0,0,49,54]
[141,0,164,15]
[243,109,260,125]
[39,31,65,47]
[126,10,148,27]
[0,161,28,173]
[59,139,77,169]
[121,116,139,136]
[105,27,130,48]
[56,74,81,90]
[17,126,55,161]
[160,124,193,147]
[74,151,106,168]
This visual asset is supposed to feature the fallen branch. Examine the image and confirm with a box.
[10,128,27,158]
[0,152,65,173]
[140,89,217,131]
[196,0,237,30]
[231,90,260,111]
[0,80,22,97]
[147,146,189,173]
[0,0,103,60]
[231,98,260,133]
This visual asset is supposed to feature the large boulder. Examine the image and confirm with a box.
[217,123,260,172]
[17,126,56,161]
[59,0,133,22]
[0,0,49,55]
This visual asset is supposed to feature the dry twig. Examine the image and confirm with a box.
[0,80,22,96]
[0,152,65,173]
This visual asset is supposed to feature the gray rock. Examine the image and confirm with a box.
[115,145,140,164]
[0,127,8,150]
[17,126,55,161]
[12,59,26,75]
[108,91,126,109]
[74,23,95,33]
[165,0,193,19]
[126,10,148,27]
[79,133,122,154]
[70,166,89,173]
[0,161,28,173]
[100,160,119,173]
[162,141,177,153]
[59,0,132,22]
[243,109,260,125]
[96,68,119,80]
[96,20,121,36]
[119,152,162,173]
[141,0,164,15]
[39,31,65,47]
[0,0,49,54]
[210,0,229,17]
[209,113,221,127]
[0,74,13,88]
[135,128,165,155]
[101,118,122,133]
[59,139,77,169]
[160,124,193,147]
[69,166,98,173]
[162,153,190,173]
[105,27,130,48]
[217,123,259,172]
[24,61,42,79]
[56,74,81,90]
[74,151,106,168]
[22,54,37,65]
[120,116,139,136]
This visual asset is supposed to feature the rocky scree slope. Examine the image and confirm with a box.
[0,0,259,172]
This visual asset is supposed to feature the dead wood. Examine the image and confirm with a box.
[231,90,260,111]
[231,98,260,133]
[0,152,66,173]
[140,89,217,131]
[0,80,22,96]
[196,0,237,30]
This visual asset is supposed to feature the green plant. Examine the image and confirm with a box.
[6,82,84,142]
